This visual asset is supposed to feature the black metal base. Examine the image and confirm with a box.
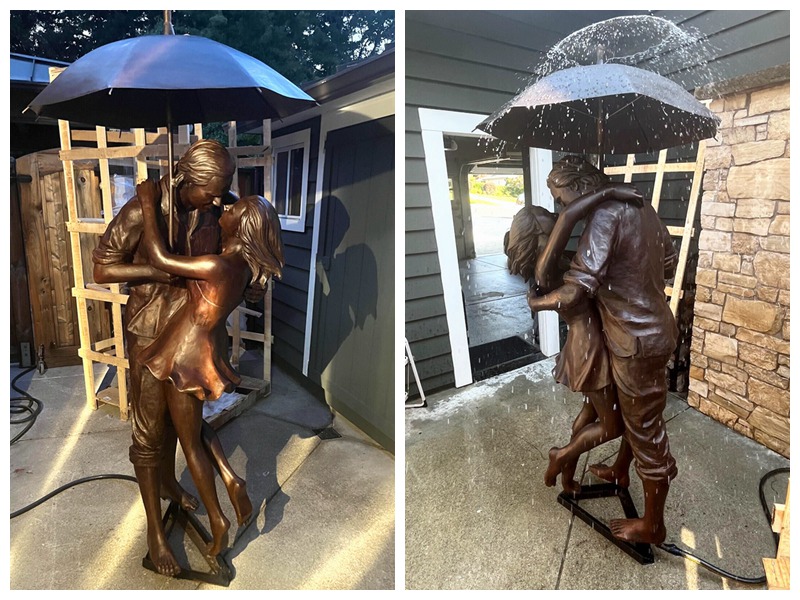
[557,482,654,565]
[142,500,234,586]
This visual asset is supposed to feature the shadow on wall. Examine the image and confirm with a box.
[314,193,379,374]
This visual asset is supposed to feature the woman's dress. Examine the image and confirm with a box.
[139,279,242,401]
[552,299,611,393]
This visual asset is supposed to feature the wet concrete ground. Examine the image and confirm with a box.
[405,358,788,590]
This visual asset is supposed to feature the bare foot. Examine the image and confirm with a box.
[544,447,561,487]
[228,478,253,527]
[148,530,181,577]
[609,517,666,545]
[561,458,580,495]
[588,463,630,488]
[160,478,199,512]
[206,514,231,557]
[561,478,582,495]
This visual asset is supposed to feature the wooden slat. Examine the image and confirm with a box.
[226,328,267,342]
[670,141,706,317]
[622,153,635,183]
[603,161,698,175]
[78,347,130,369]
[651,149,668,213]
[93,337,118,352]
[666,226,686,237]
[71,286,129,305]
[60,145,145,161]
[96,126,129,420]
[71,129,162,145]
[66,220,109,234]
[53,70,98,406]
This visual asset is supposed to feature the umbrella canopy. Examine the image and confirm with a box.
[476,63,718,155]
[26,34,316,128]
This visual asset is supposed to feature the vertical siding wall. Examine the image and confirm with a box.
[272,116,321,371]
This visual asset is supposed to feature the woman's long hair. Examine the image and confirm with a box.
[505,206,557,283]
[235,195,285,286]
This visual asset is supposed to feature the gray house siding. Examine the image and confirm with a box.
[271,115,321,371]
[405,10,790,394]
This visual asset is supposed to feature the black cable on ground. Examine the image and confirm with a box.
[657,466,790,585]
[10,474,138,519]
[10,367,138,521]
[11,366,43,445]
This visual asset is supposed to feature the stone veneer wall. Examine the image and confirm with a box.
[687,79,790,458]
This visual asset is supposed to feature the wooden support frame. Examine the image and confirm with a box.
[52,67,276,420]
[763,481,790,590]
[604,140,707,318]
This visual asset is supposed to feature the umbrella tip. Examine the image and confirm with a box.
[164,10,175,35]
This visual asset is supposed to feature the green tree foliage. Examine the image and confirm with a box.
[503,176,525,198]
[10,11,161,62]
[10,10,394,82]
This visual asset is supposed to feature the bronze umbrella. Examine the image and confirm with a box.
[476,63,718,155]
[26,30,317,243]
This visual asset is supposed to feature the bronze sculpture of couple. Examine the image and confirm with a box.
[506,156,678,545]
[93,139,285,576]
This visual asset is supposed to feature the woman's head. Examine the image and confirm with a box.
[504,206,557,283]
[225,195,285,286]
[546,155,608,205]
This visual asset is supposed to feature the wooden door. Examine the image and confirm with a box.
[16,151,111,367]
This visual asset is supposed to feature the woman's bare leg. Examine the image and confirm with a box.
[166,389,230,558]
[159,424,199,511]
[201,421,253,527]
[559,399,597,494]
[545,385,623,487]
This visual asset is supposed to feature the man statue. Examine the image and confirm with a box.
[528,155,678,545]
[93,138,244,576]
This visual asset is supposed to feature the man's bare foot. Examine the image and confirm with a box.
[148,530,181,577]
[609,517,666,545]
[588,463,630,488]
[160,478,199,511]
[206,514,231,557]
[228,478,253,527]
[544,447,562,487]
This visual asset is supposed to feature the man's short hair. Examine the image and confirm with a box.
[175,139,235,187]
[547,155,609,192]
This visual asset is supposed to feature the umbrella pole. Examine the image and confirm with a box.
[165,9,175,250]
[167,114,175,251]
[594,45,606,172]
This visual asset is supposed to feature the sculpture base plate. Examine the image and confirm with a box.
[142,500,233,586]
[557,482,654,565]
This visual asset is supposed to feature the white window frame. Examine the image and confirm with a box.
[271,129,311,232]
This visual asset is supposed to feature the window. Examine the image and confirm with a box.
[271,129,310,232]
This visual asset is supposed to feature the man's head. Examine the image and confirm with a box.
[546,155,609,206]
[175,139,235,211]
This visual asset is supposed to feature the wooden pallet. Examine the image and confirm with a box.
[763,481,790,590]
[50,66,276,420]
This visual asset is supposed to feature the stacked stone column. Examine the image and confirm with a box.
[688,79,790,457]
